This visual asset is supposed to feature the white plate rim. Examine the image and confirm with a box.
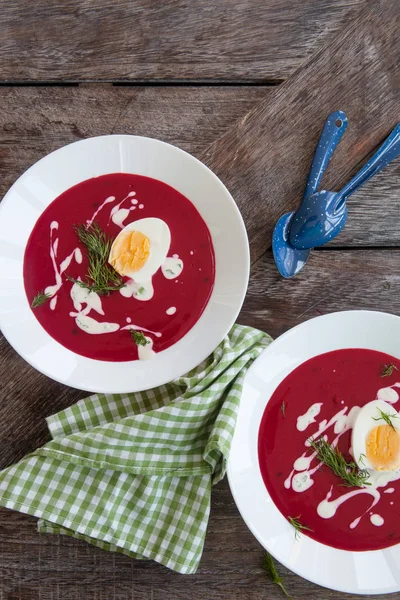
[228,310,400,596]
[0,134,249,393]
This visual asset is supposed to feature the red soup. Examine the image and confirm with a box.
[24,173,215,361]
[258,348,400,551]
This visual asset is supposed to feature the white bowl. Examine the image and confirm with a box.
[228,310,400,596]
[0,135,249,393]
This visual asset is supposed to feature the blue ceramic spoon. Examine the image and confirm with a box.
[289,123,400,250]
[272,110,347,278]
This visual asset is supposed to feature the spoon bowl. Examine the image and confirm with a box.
[272,212,310,277]
[290,123,400,250]
[289,190,348,249]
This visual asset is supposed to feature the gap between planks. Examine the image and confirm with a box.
[0,80,282,87]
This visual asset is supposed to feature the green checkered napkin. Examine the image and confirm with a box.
[0,325,271,574]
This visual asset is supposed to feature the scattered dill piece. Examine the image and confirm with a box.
[372,408,399,430]
[137,286,145,295]
[130,330,150,347]
[166,269,175,275]
[281,401,286,418]
[31,291,51,308]
[261,552,293,599]
[287,515,313,541]
[359,453,367,466]
[68,223,125,295]
[309,437,370,487]
[380,363,398,378]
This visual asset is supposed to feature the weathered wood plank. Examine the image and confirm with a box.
[0,0,364,82]
[202,0,400,261]
[327,160,400,247]
[0,85,267,203]
[2,249,400,599]
[1,480,398,600]
[241,248,400,338]
[0,82,399,252]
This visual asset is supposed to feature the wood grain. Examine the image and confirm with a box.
[1,2,400,599]
[241,248,400,338]
[2,248,400,599]
[202,0,400,262]
[0,81,399,253]
[0,0,364,82]
[0,85,267,204]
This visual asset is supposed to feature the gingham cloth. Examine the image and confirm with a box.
[0,325,271,574]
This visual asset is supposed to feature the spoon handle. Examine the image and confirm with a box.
[304,110,348,200]
[336,123,400,208]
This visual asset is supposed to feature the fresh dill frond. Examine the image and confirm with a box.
[130,330,150,347]
[309,437,370,487]
[287,515,313,541]
[261,552,293,599]
[68,223,125,295]
[380,363,398,378]
[372,408,399,430]
[281,401,286,418]
[31,291,51,308]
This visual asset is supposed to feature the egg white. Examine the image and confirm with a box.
[109,217,171,282]
[352,399,400,471]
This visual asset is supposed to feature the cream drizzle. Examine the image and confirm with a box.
[35,194,177,360]
[120,324,162,338]
[286,381,400,531]
[110,192,138,228]
[44,221,83,309]
[162,257,184,279]
[74,314,120,335]
[68,283,161,356]
[69,282,120,335]
[86,196,116,228]
[120,278,154,301]
[377,386,399,403]
[297,403,322,431]
[370,514,384,526]
[317,485,381,529]
[137,336,155,360]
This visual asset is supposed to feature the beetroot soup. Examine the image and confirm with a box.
[258,349,400,551]
[24,174,215,361]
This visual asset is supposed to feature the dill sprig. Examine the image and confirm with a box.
[130,330,150,347]
[281,401,286,418]
[261,552,293,599]
[380,363,398,378]
[68,223,125,295]
[31,291,51,308]
[372,408,399,430]
[288,515,313,541]
[309,437,370,487]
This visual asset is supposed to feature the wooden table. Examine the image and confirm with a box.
[0,1,399,598]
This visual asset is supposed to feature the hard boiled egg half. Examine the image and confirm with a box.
[352,400,400,472]
[109,218,171,282]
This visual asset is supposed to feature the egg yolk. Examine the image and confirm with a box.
[109,230,150,276]
[366,424,400,471]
